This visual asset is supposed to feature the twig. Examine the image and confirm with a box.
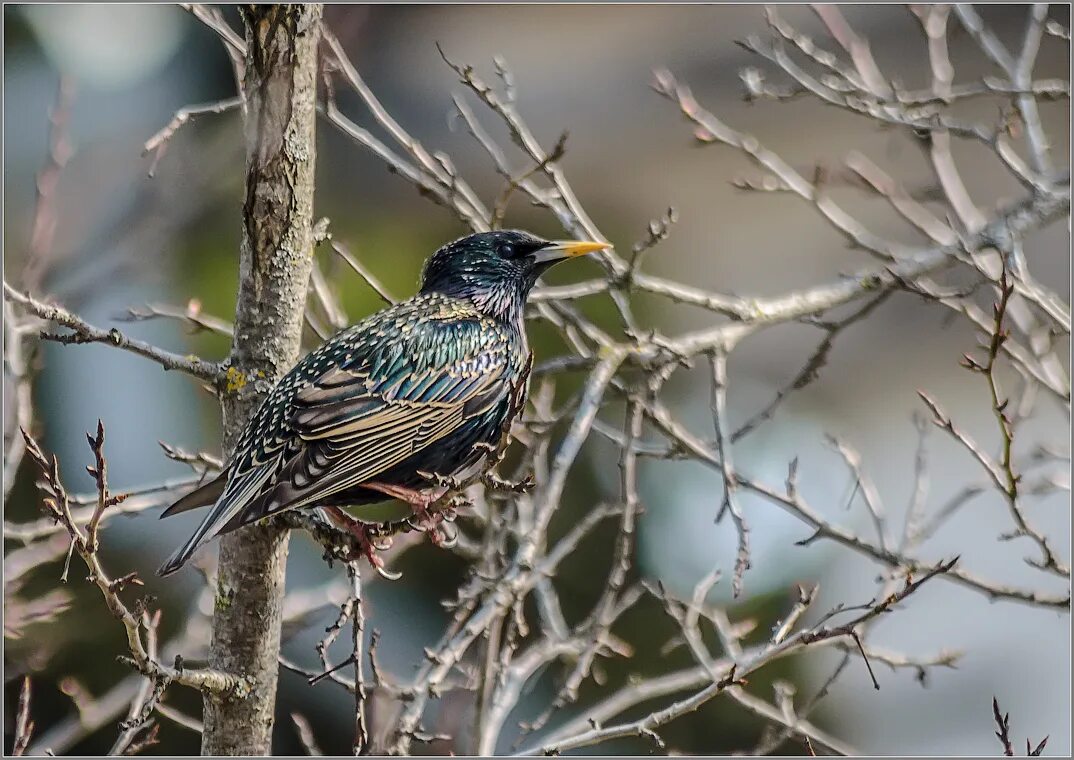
[12,677,34,756]
[955,5,1054,176]
[350,565,370,755]
[118,300,234,338]
[20,425,251,698]
[993,696,1015,757]
[4,283,222,383]
[326,238,397,306]
[142,96,243,178]
[825,434,889,552]
[5,473,210,543]
[991,695,1048,757]
[323,31,490,231]
[524,667,744,755]
[23,76,75,293]
[709,347,750,596]
[291,713,324,756]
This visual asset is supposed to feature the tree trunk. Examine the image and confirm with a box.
[202,5,322,755]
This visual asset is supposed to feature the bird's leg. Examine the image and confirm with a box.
[472,441,535,493]
[320,506,397,577]
[362,481,445,508]
[363,481,457,547]
[363,480,443,537]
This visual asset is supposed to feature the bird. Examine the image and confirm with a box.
[157,230,607,576]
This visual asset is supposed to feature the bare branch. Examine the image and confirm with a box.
[4,283,223,383]
[709,348,751,596]
[118,300,234,338]
[291,713,324,756]
[142,96,243,178]
[12,677,34,756]
[20,425,251,697]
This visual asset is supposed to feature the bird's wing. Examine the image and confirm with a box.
[157,299,522,577]
[226,313,514,530]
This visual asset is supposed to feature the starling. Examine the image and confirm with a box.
[158,230,607,576]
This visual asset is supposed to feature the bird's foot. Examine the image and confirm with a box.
[364,480,448,507]
[416,470,462,491]
[482,470,536,494]
[321,506,400,580]
[405,502,459,548]
[428,518,459,549]
[473,439,509,466]
[362,481,464,549]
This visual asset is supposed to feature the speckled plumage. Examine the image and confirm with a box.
[159,230,601,576]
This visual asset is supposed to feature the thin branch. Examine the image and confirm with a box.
[142,96,243,178]
[20,425,250,698]
[325,238,397,306]
[291,713,324,756]
[12,677,34,756]
[118,300,234,338]
[350,566,370,755]
[709,347,750,596]
[826,434,889,552]
[4,283,223,383]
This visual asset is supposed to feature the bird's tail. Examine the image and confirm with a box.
[157,514,222,576]
[160,473,226,519]
[158,537,198,577]
[157,473,232,577]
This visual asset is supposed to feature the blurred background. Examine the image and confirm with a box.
[3,4,1070,755]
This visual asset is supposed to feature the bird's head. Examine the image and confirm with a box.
[419,230,608,322]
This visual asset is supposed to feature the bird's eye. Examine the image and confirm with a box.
[497,238,545,260]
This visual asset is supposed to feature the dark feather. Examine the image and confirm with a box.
[158,295,526,574]
[159,473,227,518]
[157,230,594,576]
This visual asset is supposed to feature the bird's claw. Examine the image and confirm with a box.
[326,508,400,579]
[483,471,536,493]
[447,494,472,511]
[473,439,510,466]
[367,531,394,552]
[416,470,459,490]
[404,504,460,549]
[432,521,458,549]
[373,563,403,581]
[406,507,438,534]
[344,537,401,581]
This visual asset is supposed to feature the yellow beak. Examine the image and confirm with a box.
[534,240,610,263]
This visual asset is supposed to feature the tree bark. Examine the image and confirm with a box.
[202,5,322,755]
